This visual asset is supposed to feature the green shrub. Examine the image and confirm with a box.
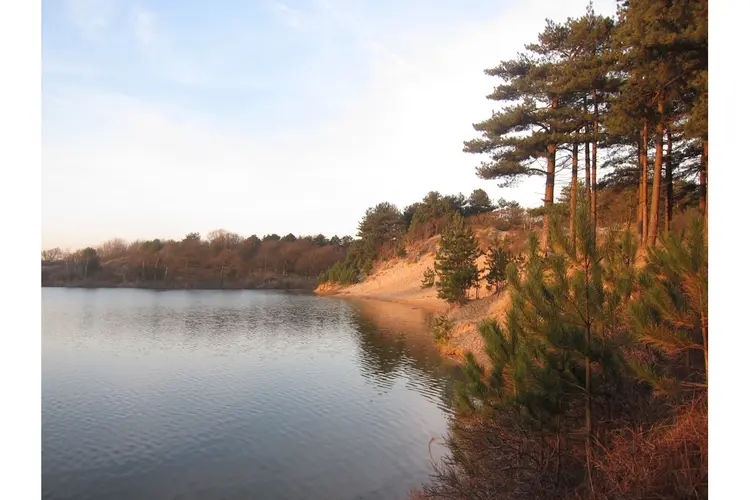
[421,267,436,288]
[362,259,373,275]
[432,314,454,342]
[434,214,481,304]
[484,246,510,294]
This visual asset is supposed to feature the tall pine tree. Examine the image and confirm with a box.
[614,0,707,246]
[464,26,579,251]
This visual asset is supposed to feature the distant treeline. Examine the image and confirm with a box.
[41,231,350,290]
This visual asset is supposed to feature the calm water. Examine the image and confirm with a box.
[42,288,461,500]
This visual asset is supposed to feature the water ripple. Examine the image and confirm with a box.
[42,288,460,500]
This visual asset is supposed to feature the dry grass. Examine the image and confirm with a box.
[593,394,708,499]
[414,408,587,500]
[411,394,707,500]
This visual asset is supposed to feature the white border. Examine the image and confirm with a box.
[0,0,741,497]
[709,0,750,498]
[0,0,42,497]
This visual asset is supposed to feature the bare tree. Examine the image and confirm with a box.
[41,247,63,262]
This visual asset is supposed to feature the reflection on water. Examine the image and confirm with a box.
[349,298,461,412]
[42,289,460,500]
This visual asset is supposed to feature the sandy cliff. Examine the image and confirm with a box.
[315,232,519,369]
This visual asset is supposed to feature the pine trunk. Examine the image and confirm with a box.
[636,139,643,240]
[701,139,708,239]
[641,120,649,247]
[591,90,599,233]
[570,141,579,252]
[647,98,665,247]
[542,97,559,253]
[584,96,591,205]
[542,144,557,252]
[585,139,591,206]
[664,129,673,233]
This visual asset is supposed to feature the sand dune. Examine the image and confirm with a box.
[316,236,514,369]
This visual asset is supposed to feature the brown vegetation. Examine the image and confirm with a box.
[41,231,348,290]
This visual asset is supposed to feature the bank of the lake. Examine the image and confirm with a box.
[314,247,511,371]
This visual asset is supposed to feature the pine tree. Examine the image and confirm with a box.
[556,4,616,233]
[464,30,580,251]
[406,191,462,238]
[559,180,587,223]
[629,217,708,392]
[357,202,405,247]
[614,0,707,246]
[483,246,510,295]
[465,188,496,216]
[421,267,436,289]
[462,210,636,494]
[434,213,481,304]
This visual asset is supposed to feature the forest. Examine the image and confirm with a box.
[41,231,350,290]
[315,0,707,498]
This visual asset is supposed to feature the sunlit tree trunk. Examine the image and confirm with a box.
[570,140,579,255]
[591,90,599,233]
[584,96,591,206]
[585,141,591,207]
[700,139,708,239]
[664,129,673,233]
[542,143,557,252]
[647,97,665,247]
[542,97,559,253]
[641,120,649,247]
[637,139,643,240]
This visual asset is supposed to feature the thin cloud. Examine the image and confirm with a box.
[64,0,118,41]
[313,0,412,73]
[42,60,100,77]
[268,0,303,29]
[130,7,269,91]
[133,7,155,47]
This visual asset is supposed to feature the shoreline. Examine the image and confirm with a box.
[316,282,504,370]
[315,283,449,314]
[314,247,507,371]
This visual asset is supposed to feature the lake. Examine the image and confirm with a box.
[42,288,461,500]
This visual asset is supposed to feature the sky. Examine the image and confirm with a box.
[42,0,618,250]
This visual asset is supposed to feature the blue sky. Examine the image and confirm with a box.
[42,0,617,249]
